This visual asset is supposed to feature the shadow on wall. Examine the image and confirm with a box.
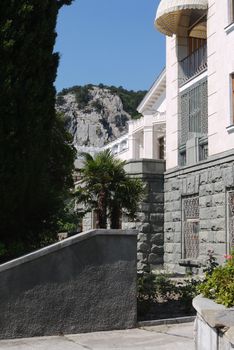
[0,229,137,340]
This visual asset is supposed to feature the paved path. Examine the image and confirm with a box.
[0,322,195,350]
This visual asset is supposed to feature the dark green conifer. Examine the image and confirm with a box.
[0,0,75,259]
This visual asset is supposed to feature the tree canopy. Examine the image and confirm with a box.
[76,150,145,229]
[0,0,75,260]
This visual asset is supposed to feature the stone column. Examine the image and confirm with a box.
[123,159,165,272]
[143,126,154,159]
[128,134,137,159]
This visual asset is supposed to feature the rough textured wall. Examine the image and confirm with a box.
[0,230,137,339]
[164,150,234,273]
[123,159,165,272]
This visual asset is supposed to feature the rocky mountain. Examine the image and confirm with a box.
[56,84,146,148]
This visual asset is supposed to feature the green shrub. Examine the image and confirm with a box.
[198,251,234,307]
[137,272,156,301]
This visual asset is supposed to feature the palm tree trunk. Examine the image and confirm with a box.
[110,204,121,229]
[97,189,107,228]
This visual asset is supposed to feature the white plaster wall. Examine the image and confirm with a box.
[195,315,218,350]
[166,36,179,169]
[207,0,234,155]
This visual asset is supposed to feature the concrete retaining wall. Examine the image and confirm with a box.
[193,296,234,350]
[0,229,137,339]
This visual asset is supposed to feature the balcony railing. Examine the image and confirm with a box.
[180,44,207,86]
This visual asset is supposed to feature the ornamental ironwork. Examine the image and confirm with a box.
[183,196,199,259]
[180,79,208,146]
[228,191,234,248]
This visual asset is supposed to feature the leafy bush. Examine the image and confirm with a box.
[198,251,234,307]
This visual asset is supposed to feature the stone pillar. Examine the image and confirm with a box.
[123,159,165,272]
[128,134,137,159]
[143,126,154,159]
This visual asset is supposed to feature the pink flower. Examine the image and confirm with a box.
[224,254,232,260]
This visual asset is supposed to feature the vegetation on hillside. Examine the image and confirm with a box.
[0,0,75,262]
[57,84,147,119]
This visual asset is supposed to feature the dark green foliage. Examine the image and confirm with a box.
[91,100,104,113]
[56,95,66,106]
[198,251,234,307]
[75,86,92,109]
[58,84,147,118]
[137,272,200,319]
[0,0,75,261]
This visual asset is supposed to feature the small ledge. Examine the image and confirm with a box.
[226,125,234,134]
[193,295,234,329]
[225,22,234,35]
[179,259,201,267]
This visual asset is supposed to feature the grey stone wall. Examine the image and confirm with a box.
[164,150,234,273]
[123,159,165,272]
[0,229,137,340]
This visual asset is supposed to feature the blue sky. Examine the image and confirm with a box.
[55,0,165,92]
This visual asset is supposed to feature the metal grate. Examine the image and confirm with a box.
[228,191,234,248]
[183,196,199,259]
[180,79,208,146]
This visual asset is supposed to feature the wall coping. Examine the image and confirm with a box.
[165,148,234,179]
[126,158,166,164]
[0,229,137,273]
[193,295,234,344]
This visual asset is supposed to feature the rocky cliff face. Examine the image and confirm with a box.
[56,85,145,148]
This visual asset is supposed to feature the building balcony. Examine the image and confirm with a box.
[155,0,208,37]
[180,43,207,86]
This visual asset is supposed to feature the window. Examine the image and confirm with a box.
[158,137,165,160]
[229,0,234,24]
[231,74,234,125]
[199,141,208,161]
[228,191,234,251]
[180,79,208,146]
[179,150,187,166]
[182,196,199,259]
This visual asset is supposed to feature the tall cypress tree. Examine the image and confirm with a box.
[0,0,75,259]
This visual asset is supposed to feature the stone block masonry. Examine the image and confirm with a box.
[123,159,165,272]
[0,229,137,339]
[164,149,234,273]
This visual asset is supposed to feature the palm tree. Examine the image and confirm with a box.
[76,150,144,229]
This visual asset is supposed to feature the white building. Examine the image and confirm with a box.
[155,0,234,272]
[103,70,166,162]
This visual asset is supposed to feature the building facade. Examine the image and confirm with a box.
[155,0,234,272]
[79,72,166,271]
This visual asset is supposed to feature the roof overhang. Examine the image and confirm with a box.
[155,0,208,36]
[137,69,166,114]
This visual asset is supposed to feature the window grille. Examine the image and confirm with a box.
[180,79,208,146]
[228,191,234,249]
[183,196,199,259]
